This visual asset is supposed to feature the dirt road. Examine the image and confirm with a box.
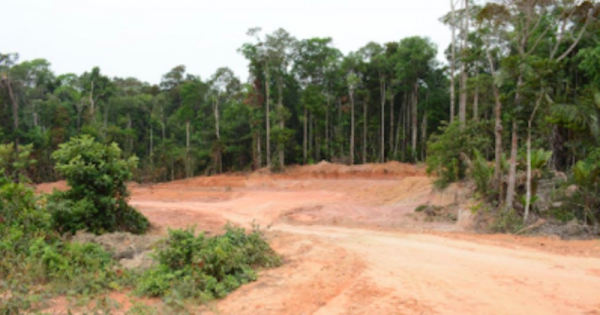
[41,162,600,314]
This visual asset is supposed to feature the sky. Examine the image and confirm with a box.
[2,0,452,85]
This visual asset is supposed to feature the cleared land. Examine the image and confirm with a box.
[38,162,600,315]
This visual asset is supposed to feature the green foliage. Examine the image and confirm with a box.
[490,209,525,234]
[577,45,600,88]
[137,225,281,300]
[0,178,123,314]
[0,143,36,182]
[471,149,494,197]
[0,183,51,236]
[426,120,493,188]
[553,149,600,225]
[26,239,119,295]
[50,135,148,234]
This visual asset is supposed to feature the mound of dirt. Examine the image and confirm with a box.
[282,161,427,179]
[72,231,162,270]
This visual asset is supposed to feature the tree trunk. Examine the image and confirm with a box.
[363,98,367,164]
[303,104,308,163]
[380,79,386,163]
[5,79,19,152]
[412,84,418,160]
[128,115,133,153]
[421,91,429,160]
[394,93,404,159]
[389,92,395,159]
[89,80,95,121]
[32,103,38,127]
[505,120,518,211]
[213,100,220,140]
[277,77,284,170]
[338,99,344,160]
[186,120,191,178]
[458,0,469,130]
[450,0,457,124]
[103,102,109,132]
[421,110,428,161]
[473,78,479,121]
[349,89,355,165]
[76,105,82,134]
[487,50,504,188]
[309,113,313,160]
[525,93,544,222]
[256,130,262,169]
[325,94,330,160]
[265,65,271,167]
[315,129,321,162]
[150,126,154,156]
[401,94,408,161]
[525,123,533,222]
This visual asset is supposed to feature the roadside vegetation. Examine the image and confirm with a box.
[0,137,280,314]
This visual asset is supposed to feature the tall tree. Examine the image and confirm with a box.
[265,28,296,170]
[0,53,20,153]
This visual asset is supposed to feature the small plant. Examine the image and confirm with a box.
[552,152,600,226]
[0,143,36,182]
[490,209,524,234]
[137,224,281,301]
[470,149,494,197]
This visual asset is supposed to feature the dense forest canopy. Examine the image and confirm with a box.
[1,0,598,196]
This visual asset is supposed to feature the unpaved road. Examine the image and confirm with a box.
[41,162,600,314]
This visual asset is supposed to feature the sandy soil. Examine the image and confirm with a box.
[39,162,600,314]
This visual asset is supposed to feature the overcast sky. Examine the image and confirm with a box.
[2,0,452,84]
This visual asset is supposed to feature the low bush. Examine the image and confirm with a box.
[0,181,124,314]
[137,225,281,300]
[426,120,494,188]
[489,209,525,234]
[470,149,494,197]
[551,149,600,226]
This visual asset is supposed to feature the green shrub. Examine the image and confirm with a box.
[50,135,148,235]
[0,143,36,182]
[471,149,494,197]
[552,150,600,225]
[26,239,119,295]
[0,175,128,315]
[0,182,51,236]
[426,120,493,188]
[137,225,281,300]
[0,143,144,314]
[490,209,525,233]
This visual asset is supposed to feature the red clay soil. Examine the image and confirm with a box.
[38,162,600,315]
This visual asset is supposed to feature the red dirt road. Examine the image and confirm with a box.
[41,162,600,314]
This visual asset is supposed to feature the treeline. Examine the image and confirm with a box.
[0,30,448,183]
[0,0,599,194]
[431,0,600,227]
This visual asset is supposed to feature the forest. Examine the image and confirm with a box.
[1,0,599,222]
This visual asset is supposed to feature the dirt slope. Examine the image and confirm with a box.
[40,162,600,314]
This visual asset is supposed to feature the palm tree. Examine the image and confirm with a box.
[551,92,600,144]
